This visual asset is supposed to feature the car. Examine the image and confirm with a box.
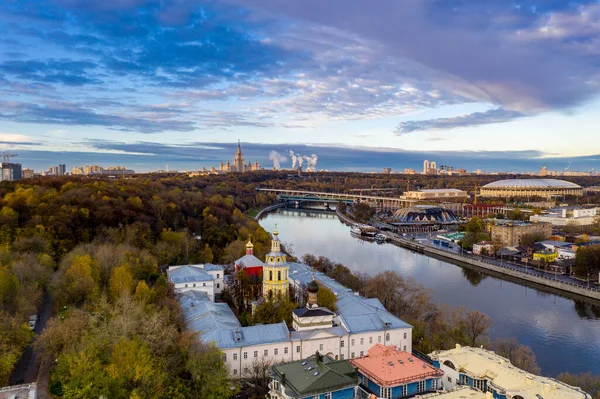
[28,315,38,330]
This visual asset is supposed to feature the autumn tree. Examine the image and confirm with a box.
[109,265,134,298]
[491,338,541,374]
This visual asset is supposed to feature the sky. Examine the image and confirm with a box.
[1,0,600,172]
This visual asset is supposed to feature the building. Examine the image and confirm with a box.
[351,344,443,399]
[269,353,359,399]
[423,160,437,175]
[167,264,224,301]
[530,206,598,227]
[235,240,265,277]
[292,277,335,331]
[472,241,495,256]
[0,162,22,181]
[490,221,552,248]
[480,179,583,199]
[389,205,459,226]
[403,189,468,202]
[533,249,558,263]
[218,141,261,173]
[414,386,489,399]
[404,168,417,175]
[263,227,289,299]
[83,165,103,174]
[383,168,392,174]
[0,382,37,399]
[430,345,591,399]
[21,168,34,179]
[179,260,413,378]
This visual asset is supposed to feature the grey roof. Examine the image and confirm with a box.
[539,240,574,248]
[288,263,412,333]
[291,326,347,341]
[168,265,214,284]
[235,254,265,267]
[179,291,290,349]
[201,263,225,271]
[271,355,358,398]
[482,179,581,189]
[293,307,335,317]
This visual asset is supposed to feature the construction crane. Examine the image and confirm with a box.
[2,153,18,164]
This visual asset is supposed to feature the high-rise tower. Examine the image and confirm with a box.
[233,140,245,172]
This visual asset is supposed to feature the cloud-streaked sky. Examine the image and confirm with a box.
[1,0,600,172]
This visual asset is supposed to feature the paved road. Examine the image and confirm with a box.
[9,288,54,385]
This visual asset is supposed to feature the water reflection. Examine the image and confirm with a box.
[260,208,600,376]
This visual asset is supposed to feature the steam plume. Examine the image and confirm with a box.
[269,151,287,170]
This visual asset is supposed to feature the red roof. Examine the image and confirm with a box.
[350,344,443,387]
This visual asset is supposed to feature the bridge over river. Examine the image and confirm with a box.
[257,188,417,212]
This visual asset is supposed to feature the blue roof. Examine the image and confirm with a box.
[201,263,225,271]
[288,263,412,333]
[168,265,214,283]
[179,291,290,349]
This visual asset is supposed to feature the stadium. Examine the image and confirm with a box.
[480,179,583,198]
[388,205,459,226]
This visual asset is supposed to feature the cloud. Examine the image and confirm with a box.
[395,108,525,134]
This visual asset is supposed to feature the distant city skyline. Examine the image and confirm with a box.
[1,1,600,170]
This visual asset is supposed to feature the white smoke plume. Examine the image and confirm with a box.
[289,150,298,168]
[304,154,318,172]
[268,151,287,170]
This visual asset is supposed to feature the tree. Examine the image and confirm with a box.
[183,338,232,399]
[316,284,337,311]
[54,254,98,306]
[0,312,34,386]
[109,265,134,298]
[244,357,274,398]
[353,202,374,222]
[134,281,154,304]
[557,372,600,399]
[491,338,541,374]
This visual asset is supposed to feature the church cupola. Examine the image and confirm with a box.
[271,225,281,253]
[307,274,319,308]
[246,239,254,256]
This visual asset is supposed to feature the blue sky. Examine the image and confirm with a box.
[1,0,600,172]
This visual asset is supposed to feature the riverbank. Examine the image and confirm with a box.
[331,206,600,302]
[254,202,288,220]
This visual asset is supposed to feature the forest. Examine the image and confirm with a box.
[0,171,598,398]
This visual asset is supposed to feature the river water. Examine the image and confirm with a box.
[259,208,600,376]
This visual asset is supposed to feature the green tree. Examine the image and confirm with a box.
[317,284,337,311]
[0,313,34,386]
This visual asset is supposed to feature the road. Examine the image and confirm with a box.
[9,288,54,385]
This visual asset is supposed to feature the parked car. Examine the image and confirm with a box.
[28,315,37,330]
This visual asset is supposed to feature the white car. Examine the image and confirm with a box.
[28,315,38,330]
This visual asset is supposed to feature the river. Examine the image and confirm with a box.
[259,208,600,376]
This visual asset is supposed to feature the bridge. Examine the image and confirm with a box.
[257,188,417,211]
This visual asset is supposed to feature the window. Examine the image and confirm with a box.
[278,271,281,280]
[217,283,220,288]
[233,353,238,361]
[264,350,268,357]
[185,284,188,288]
[233,369,237,375]
[193,283,196,287]
[360,338,364,345]
[269,271,273,280]
[217,273,220,278]
[447,377,452,383]
[351,352,355,359]
[385,333,390,341]
[473,379,485,391]
[340,340,345,348]
[319,344,323,351]
[203,283,206,287]
[273,380,279,391]
[369,337,373,344]
[418,380,426,392]
[296,346,300,353]
[254,351,258,358]
[244,367,249,374]
[274,348,279,355]
[401,385,407,396]
[404,332,407,339]
[340,354,344,360]
[381,387,391,399]
[222,354,227,362]
[351,339,355,346]
[360,351,364,357]
[284,347,288,355]
[243,352,247,359]
[403,346,407,351]
[325,393,332,399]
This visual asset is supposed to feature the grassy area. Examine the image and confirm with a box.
[245,208,261,218]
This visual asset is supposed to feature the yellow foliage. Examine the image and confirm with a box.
[109,265,133,298]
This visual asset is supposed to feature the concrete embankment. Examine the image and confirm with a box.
[254,202,287,220]
[385,234,600,302]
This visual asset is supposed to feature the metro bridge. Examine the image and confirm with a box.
[257,188,417,212]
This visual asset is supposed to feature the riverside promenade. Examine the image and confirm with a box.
[333,207,600,302]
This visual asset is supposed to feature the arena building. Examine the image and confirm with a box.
[388,205,459,226]
[480,179,583,199]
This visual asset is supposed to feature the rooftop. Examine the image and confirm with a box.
[482,179,582,189]
[414,386,489,399]
[271,354,358,398]
[350,344,443,387]
[430,346,591,399]
[167,265,214,284]
[235,254,265,267]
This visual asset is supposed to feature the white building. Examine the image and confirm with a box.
[530,206,598,227]
[167,264,224,301]
[178,262,413,378]
[403,189,469,201]
[473,241,495,256]
[430,345,591,399]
